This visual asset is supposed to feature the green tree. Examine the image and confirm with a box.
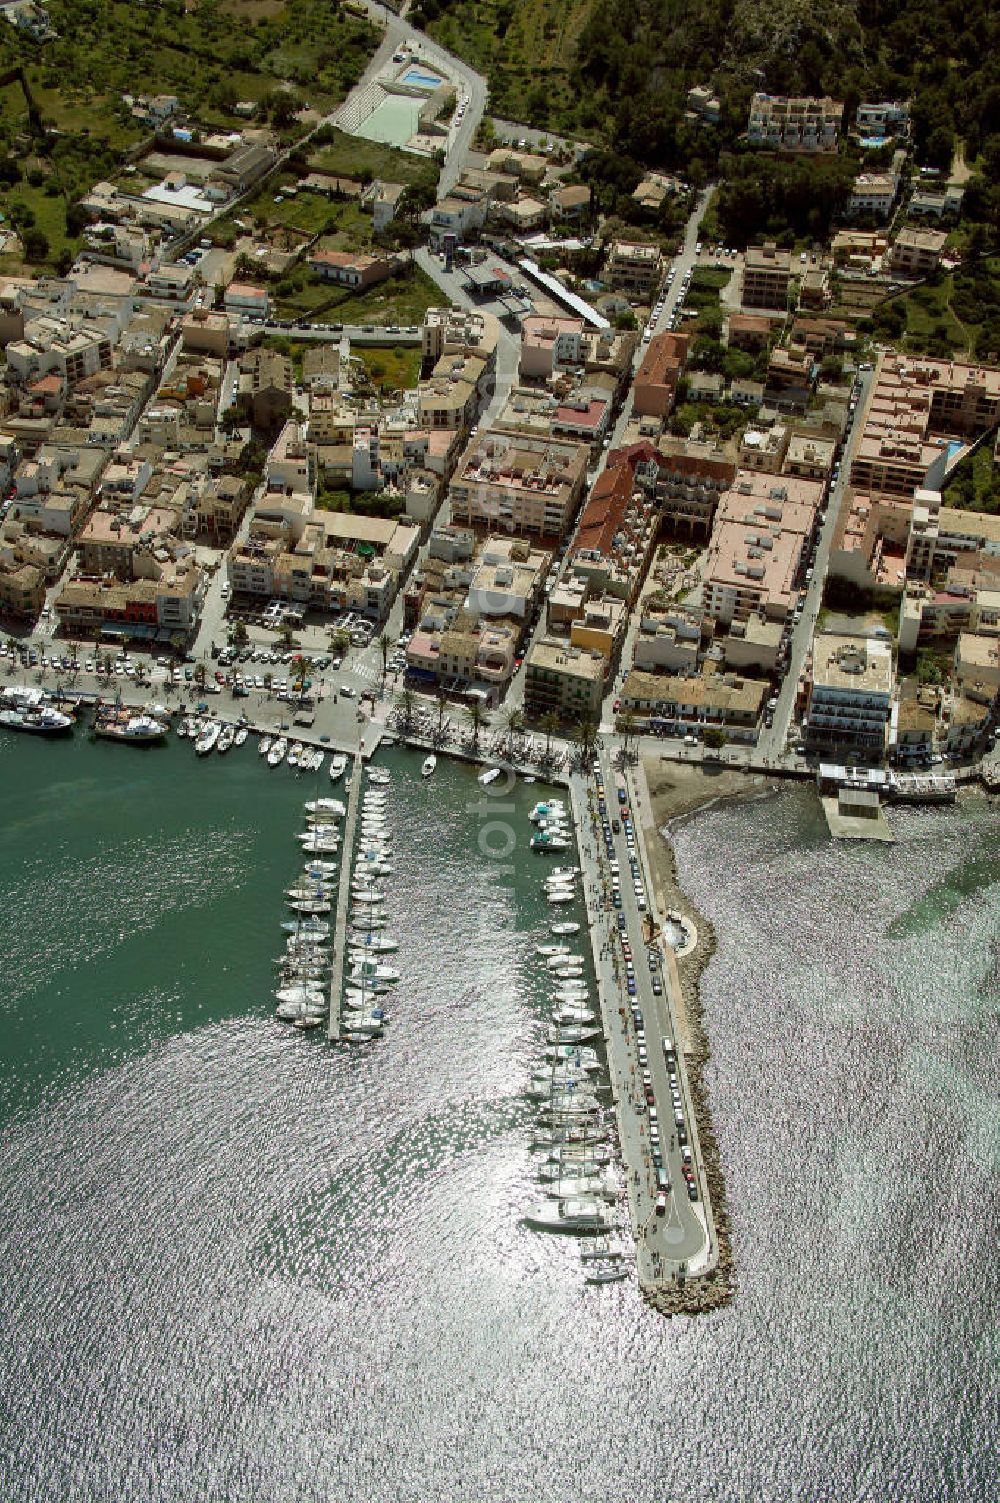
[464,699,485,751]
[399,686,416,732]
[22,227,49,262]
[502,704,524,759]
[540,711,560,766]
[703,726,727,749]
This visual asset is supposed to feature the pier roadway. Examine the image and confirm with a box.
[327,753,363,1042]
[570,759,711,1290]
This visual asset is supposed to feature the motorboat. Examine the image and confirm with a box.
[282,919,330,938]
[551,922,581,936]
[367,768,390,786]
[329,753,348,782]
[276,1000,326,1024]
[234,727,249,748]
[547,890,575,905]
[267,737,287,767]
[542,1172,619,1200]
[536,944,571,958]
[530,800,565,823]
[348,961,399,984]
[478,767,502,786]
[259,735,271,756]
[546,953,581,970]
[275,983,326,1006]
[287,743,302,769]
[348,932,397,952]
[305,798,346,818]
[299,837,340,854]
[554,1006,597,1025]
[216,725,235,754]
[94,709,168,744]
[287,898,331,915]
[194,721,220,755]
[349,911,386,927]
[532,833,571,853]
[549,867,581,881]
[585,1265,628,1285]
[421,754,437,778]
[0,702,76,735]
[302,860,338,876]
[522,1198,613,1234]
[543,1045,600,1069]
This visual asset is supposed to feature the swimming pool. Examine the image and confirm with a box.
[401,65,442,91]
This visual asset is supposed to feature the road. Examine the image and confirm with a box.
[756,361,877,761]
[339,2,488,198]
[573,749,709,1274]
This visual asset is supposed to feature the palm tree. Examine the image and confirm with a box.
[540,711,560,767]
[618,711,637,763]
[379,633,395,694]
[400,686,415,732]
[464,699,485,752]
[231,620,249,648]
[572,715,597,770]
[331,628,350,660]
[277,621,295,650]
[434,685,448,746]
[502,704,524,760]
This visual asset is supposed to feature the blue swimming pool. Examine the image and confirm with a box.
[402,65,442,91]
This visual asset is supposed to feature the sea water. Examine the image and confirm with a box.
[0,735,995,1501]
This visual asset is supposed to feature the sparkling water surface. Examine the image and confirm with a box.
[0,736,996,1502]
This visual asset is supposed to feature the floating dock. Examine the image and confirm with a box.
[327,752,363,1041]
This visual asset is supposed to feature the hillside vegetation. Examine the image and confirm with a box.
[419,0,1000,241]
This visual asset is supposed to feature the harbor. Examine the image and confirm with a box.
[0,729,996,1502]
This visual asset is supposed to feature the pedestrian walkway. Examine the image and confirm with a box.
[327,752,363,1041]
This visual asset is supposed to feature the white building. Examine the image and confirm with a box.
[804,633,893,757]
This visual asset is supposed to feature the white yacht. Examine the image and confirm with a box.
[547,890,575,905]
[216,724,235,754]
[522,1198,613,1234]
[195,721,221,755]
[302,860,338,876]
[234,727,248,748]
[478,767,502,786]
[305,798,346,818]
[282,919,330,938]
[258,735,271,756]
[554,1005,596,1025]
[551,922,581,936]
[267,737,287,767]
[367,768,390,786]
[329,753,348,782]
[287,743,302,769]
[421,754,437,778]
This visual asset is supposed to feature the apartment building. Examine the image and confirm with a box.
[523,638,604,724]
[850,356,1000,498]
[703,471,823,625]
[889,227,948,279]
[223,282,270,318]
[6,319,113,388]
[855,100,910,139]
[519,316,584,381]
[449,431,588,541]
[619,668,767,740]
[604,241,663,300]
[636,439,736,540]
[633,332,689,419]
[804,633,894,756]
[748,93,842,151]
[422,307,500,368]
[845,171,898,222]
[741,244,792,311]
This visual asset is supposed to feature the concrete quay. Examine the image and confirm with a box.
[327,753,363,1042]
[568,758,730,1313]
